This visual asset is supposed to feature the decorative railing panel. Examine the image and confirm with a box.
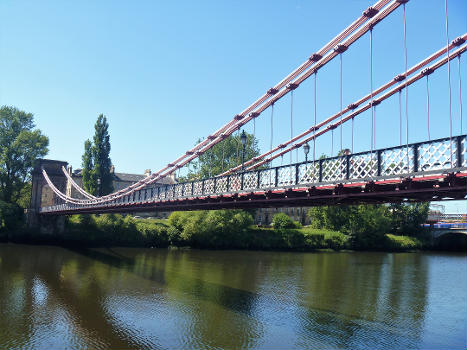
[350,153,377,179]
[259,168,275,188]
[380,147,412,175]
[243,172,258,191]
[203,178,215,195]
[40,135,467,213]
[277,166,296,187]
[418,138,456,172]
[321,157,346,182]
[298,162,319,184]
[216,176,228,193]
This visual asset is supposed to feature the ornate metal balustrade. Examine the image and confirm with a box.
[41,135,466,213]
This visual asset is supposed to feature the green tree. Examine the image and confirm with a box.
[93,114,113,195]
[81,115,113,196]
[388,203,429,236]
[181,132,260,180]
[82,139,96,195]
[0,106,49,204]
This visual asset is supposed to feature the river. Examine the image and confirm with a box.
[0,244,465,349]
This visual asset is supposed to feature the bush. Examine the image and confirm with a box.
[0,200,23,233]
[324,234,348,250]
[65,214,170,247]
[304,233,325,249]
[272,213,296,230]
[135,220,169,247]
[345,205,390,249]
[385,234,423,250]
[167,210,254,248]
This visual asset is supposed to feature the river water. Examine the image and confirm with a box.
[0,244,465,350]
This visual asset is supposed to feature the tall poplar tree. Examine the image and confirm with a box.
[92,114,113,195]
[81,139,96,195]
[81,114,113,196]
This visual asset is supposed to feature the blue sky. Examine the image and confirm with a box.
[1,0,466,213]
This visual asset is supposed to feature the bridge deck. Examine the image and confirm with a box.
[40,135,467,215]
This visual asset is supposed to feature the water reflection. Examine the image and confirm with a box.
[0,244,465,349]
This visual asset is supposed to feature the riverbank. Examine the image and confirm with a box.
[3,212,439,251]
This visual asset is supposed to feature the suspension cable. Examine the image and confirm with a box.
[403,3,409,173]
[60,166,97,200]
[313,72,317,170]
[236,128,240,167]
[373,104,376,149]
[47,0,403,206]
[253,114,256,145]
[351,117,354,153]
[331,129,334,156]
[370,28,374,155]
[459,55,463,134]
[246,44,467,172]
[209,147,213,177]
[222,36,467,176]
[445,0,453,165]
[426,75,431,140]
[221,138,225,172]
[290,90,294,165]
[270,103,274,168]
[340,53,343,152]
[399,89,402,145]
[46,40,467,204]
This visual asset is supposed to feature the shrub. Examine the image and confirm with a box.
[272,213,296,230]
[385,234,423,250]
[168,210,254,249]
[324,234,348,250]
[304,233,325,249]
[0,200,23,233]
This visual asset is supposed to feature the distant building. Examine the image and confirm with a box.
[254,207,311,226]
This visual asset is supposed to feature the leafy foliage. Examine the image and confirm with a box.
[0,200,23,234]
[180,132,260,181]
[67,214,170,247]
[272,213,296,230]
[308,203,429,249]
[82,139,97,195]
[168,210,253,248]
[385,234,423,250]
[82,114,113,196]
[388,203,429,236]
[0,106,49,203]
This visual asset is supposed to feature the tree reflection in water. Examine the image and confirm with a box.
[0,244,465,350]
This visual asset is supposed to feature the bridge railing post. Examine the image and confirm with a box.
[213,177,217,193]
[319,159,323,182]
[457,136,463,168]
[346,155,351,180]
[413,144,419,173]
[295,164,299,185]
[201,180,205,195]
[377,150,382,177]
[257,170,260,189]
[274,167,279,187]
[241,172,244,190]
[227,175,231,192]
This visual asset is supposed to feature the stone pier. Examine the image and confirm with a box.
[26,159,68,235]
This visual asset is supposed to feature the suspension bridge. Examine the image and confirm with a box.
[32,0,466,218]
